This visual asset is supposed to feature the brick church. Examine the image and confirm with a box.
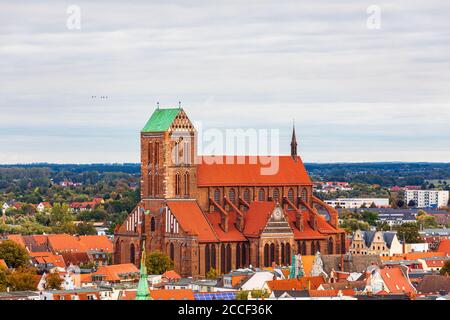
[114,107,346,277]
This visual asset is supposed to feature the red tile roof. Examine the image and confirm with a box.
[30,252,66,268]
[208,211,247,242]
[309,289,355,297]
[197,156,312,186]
[437,239,450,256]
[48,234,84,252]
[266,277,325,291]
[91,263,139,282]
[78,235,113,253]
[243,201,275,237]
[379,267,415,294]
[167,200,218,242]
[150,289,195,300]
[162,270,181,280]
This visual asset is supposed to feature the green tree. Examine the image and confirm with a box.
[145,250,174,275]
[206,268,218,280]
[394,223,422,243]
[76,222,97,235]
[50,203,74,226]
[45,272,62,290]
[236,290,249,300]
[6,267,37,291]
[0,240,29,268]
[361,211,379,226]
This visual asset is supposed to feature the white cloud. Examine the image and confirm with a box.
[0,0,449,163]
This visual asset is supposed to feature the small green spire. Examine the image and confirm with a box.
[136,240,152,300]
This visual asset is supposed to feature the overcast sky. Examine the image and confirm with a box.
[1,1,449,164]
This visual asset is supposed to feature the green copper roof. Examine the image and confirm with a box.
[141,108,180,132]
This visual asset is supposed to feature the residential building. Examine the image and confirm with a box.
[350,230,402,256]
[325,198,389,209]
[405,190,449,208]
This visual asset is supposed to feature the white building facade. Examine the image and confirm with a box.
[325,198,389,209]
[405,190,449,208]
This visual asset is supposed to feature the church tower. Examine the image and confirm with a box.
[140,106,197,200]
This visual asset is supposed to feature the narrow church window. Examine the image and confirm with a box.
[220,244,226,273]
[184,141,190,164]
[154,142,159,165]
[130,244,135,264]
[211,244,216,269]
[328,237,334,254]
[316,241,321,253]
[288,188,294,203]
[148,142,152,164]
[270,243,275,265]
[243,188,250,202]
[214,189,220,202]
[301,188,307,200]
[311,241,316,255]
[258,188,265,201]
[226,244,232,273]
[154,172,159,195]
[175,173,181,196]
[205,245,210,274]
[285,243,291,265]
[170,243,175,262]
[236,243,241,268]
[264,244,269,267]
[184,172,190,196]
[280,243,285,265]
[229,188,236,203]
[273,188,280,202]
[150,217,155,232]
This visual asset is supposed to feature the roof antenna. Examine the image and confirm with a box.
[157,101,160,110]
[178,101,181,109]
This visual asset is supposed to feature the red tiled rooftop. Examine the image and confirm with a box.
[197,156,312,187]
[167,200,218,242]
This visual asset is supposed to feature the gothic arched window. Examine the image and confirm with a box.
[229,188,236,203]
[220,244,226,273]
[243,188,250,202]
[214,189,220,202]
[175,173,181,196]
[301,188,307,200]
[184,172,190,197]
[264,244,269,267]
[211,244,216,269]
[236,243,241,268]
[328,237,334,254]
[285,243,291,265]
[169,243,175,262]
[205,244,211,274]
[150,217,155,232]
[273,188,280,202]
[258,188,265,201]
[311,241,316,255]
[130,244,135,264]
[288,188,294,203]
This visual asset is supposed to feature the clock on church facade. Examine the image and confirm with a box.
[113,107,347,277]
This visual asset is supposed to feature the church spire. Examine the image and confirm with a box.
[290,120,297,159]
[136,240,151,300]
